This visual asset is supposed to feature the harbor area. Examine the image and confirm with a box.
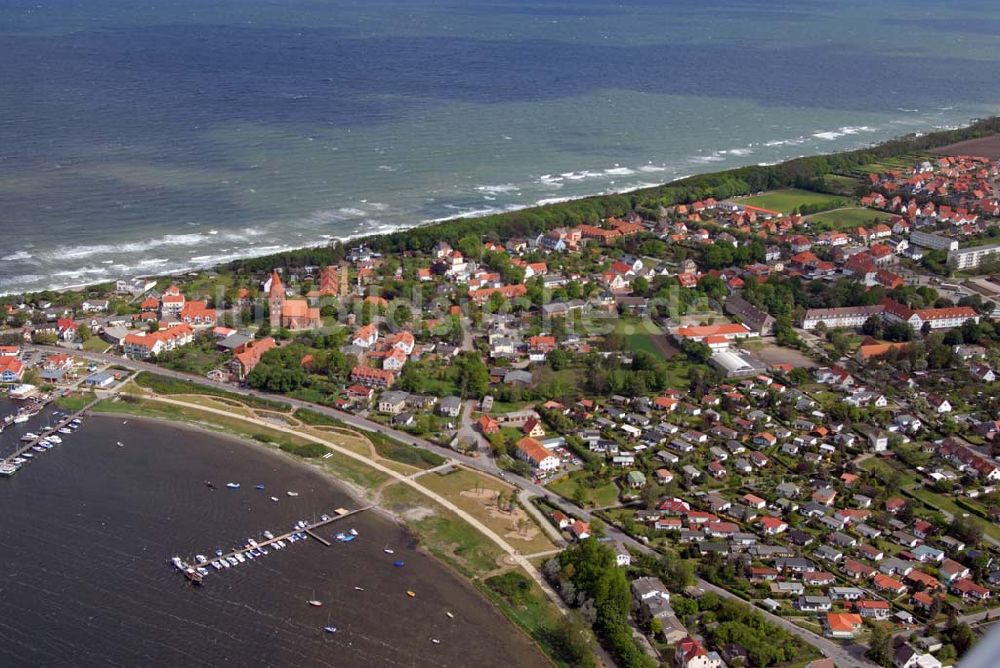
[172,506,372,583]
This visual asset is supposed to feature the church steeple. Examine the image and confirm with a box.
[268,269,284,328]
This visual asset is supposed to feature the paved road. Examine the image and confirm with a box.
[45,344,874,666]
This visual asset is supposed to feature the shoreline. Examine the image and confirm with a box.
[8,114,996,297]
[88,400,572,664]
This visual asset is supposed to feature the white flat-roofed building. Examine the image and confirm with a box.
[710,349,768,378]
[948,243,1000,270]
[908,231,958,252]
[801,305,884,330]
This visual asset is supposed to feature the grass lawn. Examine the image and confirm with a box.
[82,337,111,352]
[907,487,1000,542]
[547,470,620,508]
[817,173,862,196]
[739,188,849,214]
[615,317,665,356]
[419,468,558,554]
[807,207,891,230]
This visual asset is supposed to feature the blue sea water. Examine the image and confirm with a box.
[0,0,998,293]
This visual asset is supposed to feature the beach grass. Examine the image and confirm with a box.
[367,430,446,470]
[91,396,312,446]
[133,372,290,411]
[379,481,505,578]
[54,391,96,412]
[740,188,849,214]
[483,571,597,668]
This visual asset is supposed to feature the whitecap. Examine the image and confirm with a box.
[475,184,520,194]
[639,165,667,173]
[604,167,636,176]
[337,207,368,217]
[1,250,32,261]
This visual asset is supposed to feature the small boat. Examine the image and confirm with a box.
[116,441,124,448]
[406,591,416,598]
[195,555,208,564]
[354,586,365,591]
[205,481,216,490]
[58,428,72,434]
[170,556,184,570]
[215,549,224,556]
[446,612,454,619]
[383,548,395,555]
[21,432,38,442]
[286,491,299,497]
[270,496,279,502]
[431,639,440,645]
[245,551,255,560]
[255,484,265,490]
[324,626,337,634]
[211,561,222,570]
[122,420,128,424]
[263,531,274,540]
[226,482,240,489]
[21,452,33,459]
[394,561,405,568]
[184,568,204,585]
[234,553,246,563]
[308,600,323,608]
[227,556,238,566]
[12,414,28,424]
[47,435,62,444]
[32,446,45,453]
[349,528,358,536]
[221,560,231,569]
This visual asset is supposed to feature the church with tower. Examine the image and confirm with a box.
[267,269,322,330]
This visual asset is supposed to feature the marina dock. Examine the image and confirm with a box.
[175,506,372,581]
[1,395,100,473]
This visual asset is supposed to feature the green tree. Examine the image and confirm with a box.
[867,622,892,666]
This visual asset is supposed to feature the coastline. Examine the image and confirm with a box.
[9,115,998,298]
[88,396,581,665]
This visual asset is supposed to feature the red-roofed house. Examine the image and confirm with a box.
[515,437,560,471]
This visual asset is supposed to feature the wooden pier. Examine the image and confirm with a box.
[181,505,372,574]
[1,396,100,468]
